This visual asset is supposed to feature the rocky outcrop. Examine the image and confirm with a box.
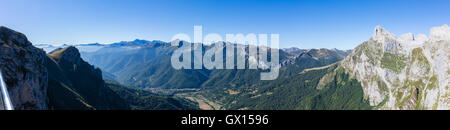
[46,46,129,110]
[0,26,128,110]
[0,26,48,110]
[339,25,449,109]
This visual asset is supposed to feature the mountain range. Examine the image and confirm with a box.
[2,24,448,110]
[0,26,197,110]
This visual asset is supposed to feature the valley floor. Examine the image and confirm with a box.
[177,92,223,110]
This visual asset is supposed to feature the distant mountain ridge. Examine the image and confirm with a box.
[35,39,169,53]
[66,39,350,89]
[1,26,199,110]
[66,39,357,110]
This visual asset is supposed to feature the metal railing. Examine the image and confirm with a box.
[0,69,14,110]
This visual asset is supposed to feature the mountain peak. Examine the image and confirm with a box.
[372,25,396,42]
[62,46,80,55]
[430,24,450,42]
[0,26,32,47]
[48,46,82,64]
[0,26,11,32]
[110,39,152,46]
[372,24,450,44]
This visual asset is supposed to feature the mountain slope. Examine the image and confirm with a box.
[105,80,198,110]
[46,46,200,110]
[74,40,355,109]
[323,25,449,110]
[198,64,372,110]
[46,46,129,110]
[80,40,350,89]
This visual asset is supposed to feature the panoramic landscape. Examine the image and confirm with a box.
[0,0,448,110]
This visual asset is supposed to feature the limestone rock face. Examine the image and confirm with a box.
[340,25,449,110]
[0,26,48,110]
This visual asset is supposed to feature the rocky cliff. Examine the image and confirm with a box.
[0,26,129,110]
[46,46,129,110]
[338,25,449,109]
[0,26,48,110]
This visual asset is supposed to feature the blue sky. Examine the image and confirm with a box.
[0,0,449,49]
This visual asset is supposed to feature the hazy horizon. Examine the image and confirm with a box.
[1,0,449,49]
